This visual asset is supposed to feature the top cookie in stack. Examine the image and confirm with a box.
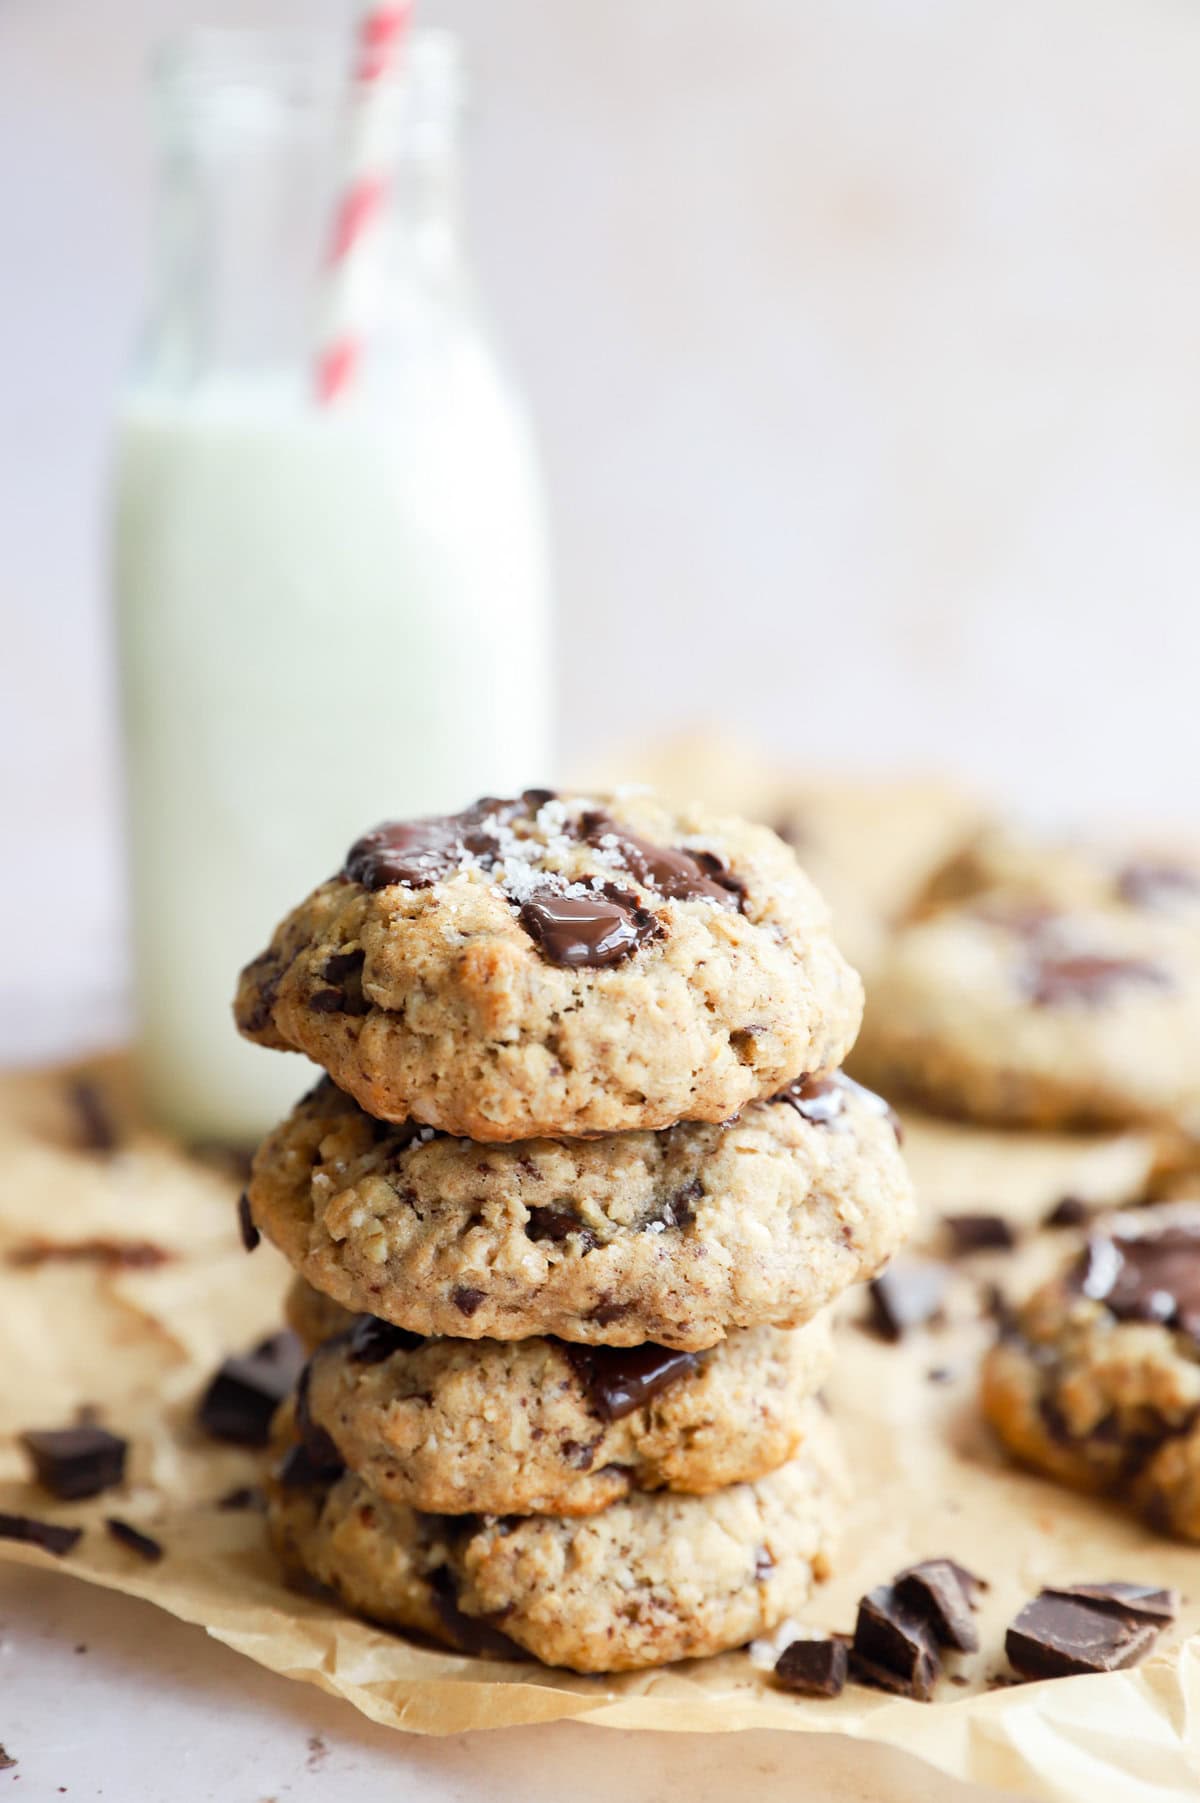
[234,789,864,1140]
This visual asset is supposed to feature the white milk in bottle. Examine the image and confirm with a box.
[113,31,552,1141]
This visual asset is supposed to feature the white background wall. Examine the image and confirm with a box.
[4,0,1200,1051]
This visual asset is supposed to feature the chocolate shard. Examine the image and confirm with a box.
[866,1260,948,1341]
[1005,1591,1162,1680]
[237,1192,260,1253]
[564,1342,699,1420]
[21,1424,127,1501]
[0,1511,82,1557]
[943,1214,1016,1256]
[849,1645,940,1701]
[1044,1195,1094,1229]
[105,1517,163,1563]
[1042,1581,1179,1625]
[894,1559,983,1653]
[774,1636,848,1697]
[196,1332,304,1446]
[852,1584,942,1700]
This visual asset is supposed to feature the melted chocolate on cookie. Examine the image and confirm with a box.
[1026,953,1171,1008]
[563,1341,699,1420]
[518,887,658,969]
[1076,1223,1200,1338]
[343,792,554,891]
[581,812,742,909]
[773,1071,900,1139]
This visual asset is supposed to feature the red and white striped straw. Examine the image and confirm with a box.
[315,3,413,406]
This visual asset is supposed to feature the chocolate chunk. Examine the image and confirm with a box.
[774,1071,901,1140]
[1042,1581,1179,1625]
[452,1286,486,1317]
[1075,1222,1200,1338]
[345,1314,423,1363]
[774,1636,848,1697]
[582,813,740,908]
[322,949,366,983]
[894,1560,983,1652]
[564,1342,699,1420]
[1026,952,1171,1009]
[277,1439,342,1490]
[1116,861,1200,910]
[7,1238,170,1271]
[237,1192,260,1253]
[68,1077,117,1152]
[21,1425,127,1500]
[691,850,749,909]
[0,1511,82,1557]
[105,1517,163,1563]
[343,795,547,891]
[943,1213,1016,1255]
[197,1332,304,1446]
[428,1564,529,1661]
[588,1300,633,1326]
[657,1178,702,1230]
[237,948,284,1034]
[852,1585,941,1701]
[1044,1195,1095,1229]
[518,886,657,969]
[308,988,346,1012]
[0,1747,14,1772]
[866,1260,948,1341]
[525,1204,596,1249]
[292,1366,346,1484]
[1006,1591,1161,1680]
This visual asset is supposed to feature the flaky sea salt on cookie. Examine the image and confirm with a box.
[246,1072,913,1349]
[234,789,863,1140]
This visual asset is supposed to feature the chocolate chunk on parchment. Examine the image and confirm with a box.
[1042,1581,1178,1625]
[866,1260,948,1341]
[894,1559,984,1652]
[943,1213,1016,1255]
[774,1636,848,1697]
[564,1342,699,1420]
[105,1517,163,1563]
[852,1584,941,1700]
[1006,1590,1163,1680]
[21,1425,127,1501]
[0,1511,82,1557]
[197,1332,304,1446]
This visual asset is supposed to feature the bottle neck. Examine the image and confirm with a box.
[137,29,468,391]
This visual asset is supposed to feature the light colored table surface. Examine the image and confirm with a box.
[0,1564,1020,1802]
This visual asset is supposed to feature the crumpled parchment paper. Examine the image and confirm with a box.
[1,1057,1198,1801]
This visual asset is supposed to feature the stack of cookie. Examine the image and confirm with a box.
[234,790,914,1671]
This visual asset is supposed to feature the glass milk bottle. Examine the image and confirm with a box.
[113,30,552,1143]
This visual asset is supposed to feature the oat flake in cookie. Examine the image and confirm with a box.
[234,790,864,1140]
[246,1073,913,1348]
[266,1398,847,1673]
[982,1203,1200,1538]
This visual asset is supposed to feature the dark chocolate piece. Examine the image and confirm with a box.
[0,1511,82,1557]
[237,1192,260,1253]
[564,1342,699,1420]
[1006,1591,1161,1680]
[345,1314,424,1363]
[581,813,739,908]
[68,1077,117,1152]
[518,886,657,969]
[0,1747,14,1772]
[894,1559,983,1652]
[525,1204,596,1249]
[105,1517,163,1562]
[1042,1581,1179,1625]
[656,1178,701,1230]
[343,794,550,891]
[849,1646,940,1699]
[21,1425,127,1501]
[1026,952,1171,1009]
[943,1214,1016,1255]
[452,1287,485,1317]
[293,1365,346,1484]
[1075,1223,1200,1338]
[589,1300,633,1326]
[276,1439,342,1490]
[853,1584,942,1700]
[774,1636,848,1697]
[1044,1195,1095,1229]
[197,1332,304,1446]
[866,1260,948,1341]
[774,1071,901,1140]
[428,1564,529,1661]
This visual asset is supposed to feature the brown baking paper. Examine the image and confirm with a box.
[2,1059,1199,1800]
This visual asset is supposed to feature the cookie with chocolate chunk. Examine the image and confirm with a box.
[982,1204,1200,1537]
[246,1072,913,1349]
[853,899,1200,1131]
[234,791,863,1141]
[266,1398,846,1672]
[299,1308,832,1517]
